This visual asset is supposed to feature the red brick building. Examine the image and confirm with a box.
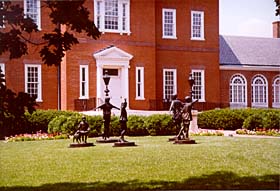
[1,0,279,111]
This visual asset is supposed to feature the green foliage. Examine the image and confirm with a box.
[242,109,280,130]
[0,1,101,66]
[85,115,103,137]
[144,114,174,136]
[126,115,149,136]
[198,108,280,131]
[0,68,37,138]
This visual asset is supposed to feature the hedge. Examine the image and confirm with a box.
[198,108,280,130]
[2,108,279,138]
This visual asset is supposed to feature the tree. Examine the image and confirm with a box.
[0,0,101,66]
[0,68,37,138]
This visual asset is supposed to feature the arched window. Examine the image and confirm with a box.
[251,74,268,108]
[272,75,280,108]
[229,74,247,108]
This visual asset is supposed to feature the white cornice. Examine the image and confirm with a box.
[220,65,280,72]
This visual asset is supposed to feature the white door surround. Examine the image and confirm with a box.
[93,46,133,108]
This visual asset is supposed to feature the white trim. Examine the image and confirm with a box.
[79,65,89,99]
[220,65,280,71]
[163,69,177,100]
[229,73,247,108]
[272,75,280,108]
[0,63,5,85]
[24,0,41,30]
[0,63,5,75]
[135,67,145,100]
[191,69,205,102]
[191,10,204,41]
[251,74,268,108]
[162,8,177,39]
[24,64,42,102]
[93,46,133,108]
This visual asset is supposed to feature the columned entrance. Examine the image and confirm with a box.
[94,46,133,108]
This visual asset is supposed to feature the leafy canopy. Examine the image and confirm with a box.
[0,0,101,66]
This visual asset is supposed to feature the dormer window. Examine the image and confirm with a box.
[94,0,131,35]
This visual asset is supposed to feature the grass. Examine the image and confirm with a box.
[0,136,279,190]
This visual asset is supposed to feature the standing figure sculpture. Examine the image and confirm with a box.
[119,99,128,142]
[176,96,198,140]
[169,94,184,134]
[96,97,120,140]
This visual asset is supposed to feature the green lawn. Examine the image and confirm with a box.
[0,136,279,190]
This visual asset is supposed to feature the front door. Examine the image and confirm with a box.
[101,68,122,108]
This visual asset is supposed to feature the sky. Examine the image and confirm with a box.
[219,0,280,38]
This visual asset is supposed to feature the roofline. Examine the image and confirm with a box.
[220,65,280,71]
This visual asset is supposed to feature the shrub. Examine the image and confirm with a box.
[126,115,149,136]
[198,109,245,130]
[198,108,280,131]
[48,115,68,134]
[144,114,174,136]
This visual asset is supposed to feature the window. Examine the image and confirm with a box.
[229,74,247,108]
[80,65,89,99]
[24,0,41,30]
[191,11,204,40]
[251,74,268,108]
[272,75,280,108]
[25,64,42,102]
[162,9,176,39]
[136,67,144,100]
[0,1,5,28]
[191,70,205,102]
[94,0,130,35]
[0,63,5,86]
[163,69,177,101]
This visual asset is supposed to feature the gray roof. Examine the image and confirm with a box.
[220,35,280,67]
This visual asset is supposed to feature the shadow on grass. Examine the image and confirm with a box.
[1,171,279,191]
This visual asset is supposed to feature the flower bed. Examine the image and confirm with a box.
[5,132,68,142]
[190,129,224,136]
[236,129,280,136]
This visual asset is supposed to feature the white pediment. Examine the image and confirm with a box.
[93,46,133,61]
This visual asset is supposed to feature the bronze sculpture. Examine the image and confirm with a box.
[119,99,128,142]
[95,97,120,140]
[169,93,184,134]
[72,115,90,143]
[176,96,198,140]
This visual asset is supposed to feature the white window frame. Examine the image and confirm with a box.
[163,69,177,101]
[79,65,89,99]
[191,69,205,102]
[0,1,5,28]
[94,0,131,35]
[162,8,177,39]
[0,63,5,75]
[191,10,204,40]
[24,0,41,30]
[0,63,5,85]
[135,67,144,100]
[229,74,247,108]
[251,74,268,108]
[272,75,280,108]
[24,64,42,102]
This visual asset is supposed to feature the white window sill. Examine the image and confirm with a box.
[191,37,205,41]
[100,30,131,35]
[79,96,89,100]
[162,36,177,39]
[135,97,145,101]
